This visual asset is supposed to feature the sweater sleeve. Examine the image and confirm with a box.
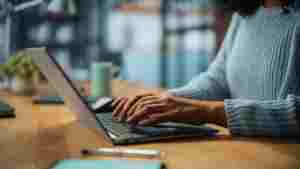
[224,95,300,137]
[224,22,300,137]
[168,14,241,100]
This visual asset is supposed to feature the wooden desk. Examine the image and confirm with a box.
[0,80,300,169]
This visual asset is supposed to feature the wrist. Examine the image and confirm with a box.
[205,101,227,126]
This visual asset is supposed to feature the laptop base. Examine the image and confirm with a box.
[96,113,218,145]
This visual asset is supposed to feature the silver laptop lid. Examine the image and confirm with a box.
[28,47,113,144]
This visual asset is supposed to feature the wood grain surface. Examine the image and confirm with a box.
[0,80,299,169]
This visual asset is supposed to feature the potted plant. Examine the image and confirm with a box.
[7,51,39,95]
[0,64,12,90]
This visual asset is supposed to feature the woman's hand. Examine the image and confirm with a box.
[125,96,208,125]
[111,93,156,121]
[112,92,227,126]
[127,98,227,126]
[111,92,179,122]
[125,92,182,124]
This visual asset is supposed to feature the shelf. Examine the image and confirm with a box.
[23,12,79,27]
[166,24,214,35]
[24,39,99,49]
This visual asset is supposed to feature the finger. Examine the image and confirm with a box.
[139,98,167,108]
[112,98,128,119]
[118,97,141,122]
[112,97,126,114]
[126,106,150,123]
[138,113,172,125]
[130,102,166,118]
[126,102,143,119]
[127,99,165,117]
[120,94,149,117]
[126,95,160,117]
[126,102,165,124]
[126,93,170,117]
[136,93,156,98]
[116,99,132,121]
[111,97,124,107]
[135,93,176,110]
[114,94,155,121]
[143,103,169,112]
[137,95,160,103]
[126,95,158,113]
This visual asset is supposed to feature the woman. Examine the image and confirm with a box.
[112,0,300,137]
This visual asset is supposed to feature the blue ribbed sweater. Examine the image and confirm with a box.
[168,7,300,137]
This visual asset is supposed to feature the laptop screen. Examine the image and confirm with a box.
[28,47,112,143]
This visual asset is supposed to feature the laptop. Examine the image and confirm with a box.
[29,47,218,145]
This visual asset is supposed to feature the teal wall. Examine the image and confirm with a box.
[121,52,209,89]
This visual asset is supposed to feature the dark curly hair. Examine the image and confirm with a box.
[225,0,296,16]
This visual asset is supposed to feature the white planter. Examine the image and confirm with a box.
[11,76,35,95]
[0,76,12,91]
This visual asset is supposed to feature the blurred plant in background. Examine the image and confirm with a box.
[0,50,40,95]
[0,63,12,89]
[6,51,39,80]
[0,63,11,78]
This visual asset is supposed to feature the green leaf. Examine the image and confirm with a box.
[5,50,39,80]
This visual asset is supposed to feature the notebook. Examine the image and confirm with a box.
[33,96,98,105]
[0,100,15,118]
[51,159,163,169]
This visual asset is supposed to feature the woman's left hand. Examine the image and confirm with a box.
[125,93,216,125]
[125,92,182,125]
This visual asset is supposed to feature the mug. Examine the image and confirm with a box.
[91,62,112,98]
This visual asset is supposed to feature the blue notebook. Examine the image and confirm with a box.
[33,96,98,105]
[0,100,15,118]
[51,159,163,169]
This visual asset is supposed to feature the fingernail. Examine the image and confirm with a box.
[127,116,135,122]
[138,121,146,125]
[126,118,131,122]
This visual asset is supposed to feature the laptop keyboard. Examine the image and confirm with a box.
[95,113,134,137]
[95,113,219,139]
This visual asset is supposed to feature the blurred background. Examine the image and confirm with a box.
[0,0,232,89]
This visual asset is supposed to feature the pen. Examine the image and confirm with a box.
[81,148,161,158]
